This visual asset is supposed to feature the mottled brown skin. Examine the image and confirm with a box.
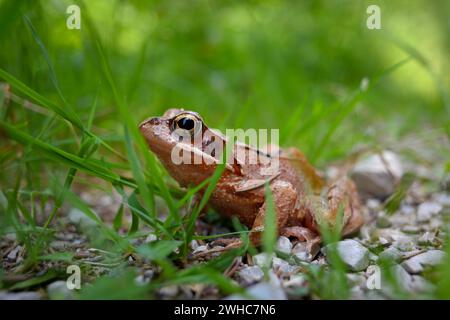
[139,109,364,249]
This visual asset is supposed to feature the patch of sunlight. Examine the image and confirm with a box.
[222,5,257,33]
[116,3,158,56]
[380,6,447,102]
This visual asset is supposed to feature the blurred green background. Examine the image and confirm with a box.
[1,0,449,164]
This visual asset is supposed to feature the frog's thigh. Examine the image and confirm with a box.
[283,147,324,192]
[249,180,296,246]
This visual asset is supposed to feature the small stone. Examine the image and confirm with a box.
[50,241,68,250]
[400,205,415,215]
[227,272,287,300]
[159,285,179,297]
[311,256,328,266]
[429,218,443,229]
[4,233,17,241]
[390,214,413,227]
[433,193,450,206]
[351,150,403,200]
[144,269,155,280]
[375,228,406,244]
[0,291,41,300]
[283,274,306,287]
[6,245,23,261]
[69,208,97,227]
[292,242,311,262]
[347,273,367,288]
[275,236,292,254]
[272,257,298,275]
[324,239,369,272]
[379,237,390,245]
[393,235,416,252]
[253,253,271,268]
[402,250,446,274]
[189,240,199,251]
[192,245,208,254]
[237,265,264,284]
[368,252,379,262]
[135,275,148,286]
[410,275,434,293]
[47,281,74,300]
[417,232,435,246]
[379,247,403,262]
[366,199,381,210]
[135,270,154,285]
[391,264,413,292]
[349,286,366,300]
[417,202,442,222]
[144,234,157,243]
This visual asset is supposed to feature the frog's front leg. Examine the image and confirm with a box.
[249,180,297,246]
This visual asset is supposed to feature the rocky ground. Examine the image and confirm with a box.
[1,150,449,300]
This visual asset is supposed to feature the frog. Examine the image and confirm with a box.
[139,108,364,254]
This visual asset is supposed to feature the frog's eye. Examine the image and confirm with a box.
[173,114,201,136]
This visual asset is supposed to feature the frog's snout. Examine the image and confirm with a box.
[139,117,160,130]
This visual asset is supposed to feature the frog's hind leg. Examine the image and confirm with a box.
[326,175,364,236]
[281,147,324,193]
[249,180,297,246]
[280,176,363,259]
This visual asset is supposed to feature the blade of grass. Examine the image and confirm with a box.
[183,140,231,253]
[262,181,276,255]
[24,15,72,112]
[0,120,136,188]
[124,126,154,217]
[0,68,83,129]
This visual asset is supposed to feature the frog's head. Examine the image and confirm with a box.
[139,108,203,157]
[139,108,226,185]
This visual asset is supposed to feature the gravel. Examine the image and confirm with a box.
[402,250,446,274]
[324,239,370,272]
[351,150,403,199]
[275,236,292,254]
[237,265,264,284]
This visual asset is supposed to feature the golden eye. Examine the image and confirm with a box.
[173,114,201,135]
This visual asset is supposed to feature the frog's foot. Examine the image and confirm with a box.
[281,226,321,259]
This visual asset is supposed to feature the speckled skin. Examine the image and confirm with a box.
[139,109,364,244]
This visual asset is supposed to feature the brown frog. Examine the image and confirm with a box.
[139,109,364,253]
